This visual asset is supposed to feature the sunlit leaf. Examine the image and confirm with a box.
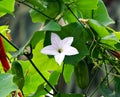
[64,0,98,10]
[63,64,74,83]
[0,0,15,17]
[11,61,24,90]
[76,0,98,10]
[88,19,110,37]
[20,61,50,96]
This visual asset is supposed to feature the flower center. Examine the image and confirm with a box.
[58,48,63,53]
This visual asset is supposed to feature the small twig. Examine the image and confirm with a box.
[65,4,85,29]
[65,4,97,56]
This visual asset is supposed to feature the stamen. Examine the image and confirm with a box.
[58,48,62,53]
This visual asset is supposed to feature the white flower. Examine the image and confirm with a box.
[41,33,79,65]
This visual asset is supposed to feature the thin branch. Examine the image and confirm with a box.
[65,4,97,55]
[0,33,57,94]
[26,55,57,94]
[0,33,19,50]
[65,4,85,29]
[44,88,54,96]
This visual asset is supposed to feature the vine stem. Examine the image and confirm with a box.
[17,1,53,20]
[0,33,57,94]
[65,4,85,29]
[26,55,57,94]
[65,4,96,56]
[65,4,99,95]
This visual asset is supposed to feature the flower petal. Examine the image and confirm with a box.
[51,33,61,48]
[55,54,65,65]
[62,37,73,46]
[64,46,79,55]
[41,45,59,55]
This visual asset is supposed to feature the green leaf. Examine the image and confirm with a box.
[55,93,83,97]
[75,0,98,10]
[41,20,61,31]
[0,73,18,97]
[30,10,48,22]
[63,7,78,23]
[100,33,120,51]
[30,0,61,22]
[30,71,60,97]
[11,61,24,90]
[93,0,114,26]
[64,0,98,10]
[88,19,110,37]
[114,32,120,40]
[0,26,16,52]
[25,0,44,8]
[30,83,46,97]
[20,61,50,96]
[33,40,59,72]
[80,0,114,26]
[0,25,8,33]
[0,0,15,17]
[88,22,120,51]
[3,37,16,52]
[63,64,74,83]
[48,71,60,85]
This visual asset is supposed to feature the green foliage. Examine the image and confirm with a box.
[30,0,62,22]
[93,0,114,26]
[63,64,74,83]
[11,61,24,90]
[41,20,61,31]
[0,0,15,17]
[1,0,120,97]
[0,73,18,97]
